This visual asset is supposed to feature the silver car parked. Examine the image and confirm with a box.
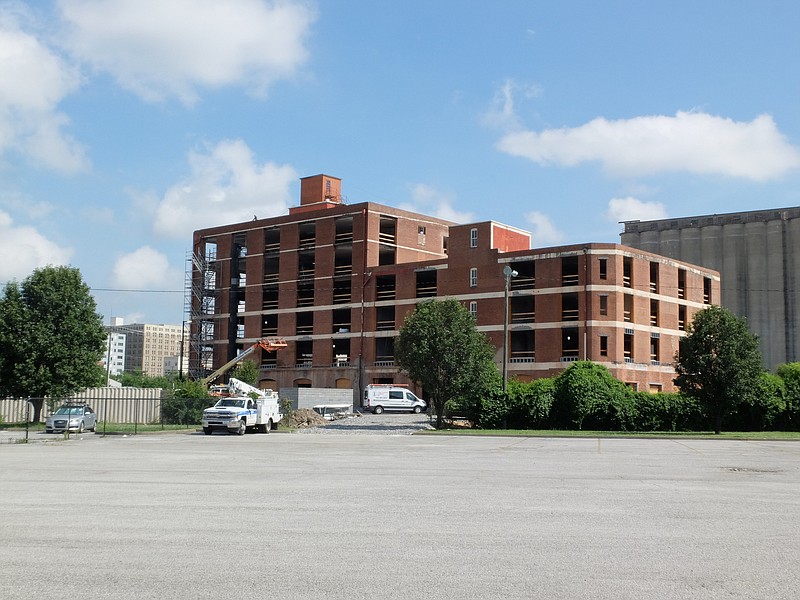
[45,404,98,433]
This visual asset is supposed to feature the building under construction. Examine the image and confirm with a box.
[189,174,720,400]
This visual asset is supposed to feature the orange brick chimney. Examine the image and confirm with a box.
[290,174,343,215]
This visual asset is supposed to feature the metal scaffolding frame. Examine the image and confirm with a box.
[184,246,217,380]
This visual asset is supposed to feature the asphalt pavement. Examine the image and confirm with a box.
[1,425,798,599]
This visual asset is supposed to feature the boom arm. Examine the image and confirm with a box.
[200,337,287,386]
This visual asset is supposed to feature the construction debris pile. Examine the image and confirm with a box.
[286,408,327,429]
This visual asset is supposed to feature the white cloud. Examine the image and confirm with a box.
[0,9,86,171]
[58,0,316,104]
[606,196,668,223]
[401,183,474,224]
[153,139,296,239]
[498,111,800,181]
[483,79,542,131]
[111,246,181,290]
[0,210,73,280]
[524,211,565,247]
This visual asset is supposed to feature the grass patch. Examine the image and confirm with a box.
[417,428,800,440]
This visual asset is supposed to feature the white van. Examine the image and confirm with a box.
[362,385,426,414]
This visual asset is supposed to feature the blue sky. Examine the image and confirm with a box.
[1,0,799,326]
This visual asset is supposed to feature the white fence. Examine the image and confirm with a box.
[1,387,164,424]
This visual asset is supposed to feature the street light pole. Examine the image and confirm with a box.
[502,265,518,391]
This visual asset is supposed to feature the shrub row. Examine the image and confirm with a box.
[464,361,800,432]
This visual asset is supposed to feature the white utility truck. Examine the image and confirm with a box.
[202,378,282,435]
[362,384,426,414]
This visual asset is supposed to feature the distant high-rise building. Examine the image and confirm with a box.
[109,321,188,377]
[102,330,126,376]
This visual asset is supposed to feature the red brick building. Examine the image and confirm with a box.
[190,174,720,397]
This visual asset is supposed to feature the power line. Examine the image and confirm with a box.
[90,288,183,293]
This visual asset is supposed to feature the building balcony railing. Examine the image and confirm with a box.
[678,287,685,299]
[510,311,535,323]
[334,264,352,277]
[376,288,396,300]
[379,233,396,245]
[509,350,535,363]
[295,360,313,368]
[650,282,658,293]
[263,273,279,283]
[416,284,437,298]
[296,326,313,335]
[333,291,351,304]
[510,276,535,290]
[561,274,579,286]
[262,299,278,310]
[623,275,631,288]
[376,319,395,331]
[298,268,314,281]
[261,327,278,336]
[560,356,579,362]
[650,315,658,326]
[335,232,353,244]
[298,238,315,250]
[297,297,315,307]
[332,358,351,367]
[561,309,579,321]
[264,242,280,254]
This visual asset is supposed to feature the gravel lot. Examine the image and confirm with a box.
[296,410,434,434]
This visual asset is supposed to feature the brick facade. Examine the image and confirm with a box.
[191,175,720,398]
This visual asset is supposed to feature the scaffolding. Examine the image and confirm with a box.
[185,246,217,380]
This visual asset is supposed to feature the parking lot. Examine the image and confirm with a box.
[1,427,798,599]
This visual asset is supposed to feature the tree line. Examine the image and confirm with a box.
[2,267,797,433]
[396,300,799,433]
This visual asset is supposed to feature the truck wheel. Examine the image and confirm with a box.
[373,406,384,414]
[236,420,246,436]
[412,406,422,414]
[203,427,212,435]
[263,419,272,434]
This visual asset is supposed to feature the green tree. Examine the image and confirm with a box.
[162,379,211,424]
[552,361,635,430]
[479,377,556,429]
[114,370,173,388]
[632,392,702,432]
[775,362,800,430]
[395,298,500,429]
[0,266,106,422]
[729,372,785,431]
[230,359,259,386]
[674,305,763,434]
